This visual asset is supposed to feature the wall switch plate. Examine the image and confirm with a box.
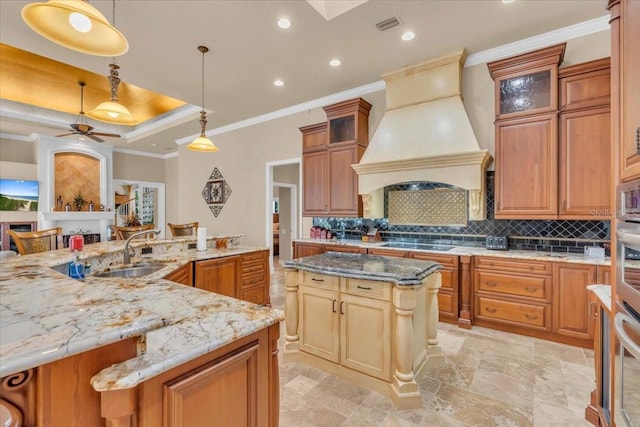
[188,243,197,250]
[141,247,153,255]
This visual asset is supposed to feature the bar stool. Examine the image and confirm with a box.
[168,222,199,237]
[7,227,63,255]
[112,224,156,240]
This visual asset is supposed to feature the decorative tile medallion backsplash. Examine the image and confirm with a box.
[388,188,467,226]
[314,172,610,253]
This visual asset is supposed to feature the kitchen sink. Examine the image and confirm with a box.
[94,262,167,278]
[383,242,455,251]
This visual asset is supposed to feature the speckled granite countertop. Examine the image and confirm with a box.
[292,238,640,268]
[587,285,611,311]
[284,252,441,286]
[0,238,284,391]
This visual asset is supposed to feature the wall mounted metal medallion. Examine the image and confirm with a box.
[201,167,232,217]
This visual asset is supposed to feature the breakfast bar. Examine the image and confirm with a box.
[283,252,443,409]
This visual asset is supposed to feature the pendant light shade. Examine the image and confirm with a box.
[21,0,128,57]
[87,63,137,125]
[187,45,218,153]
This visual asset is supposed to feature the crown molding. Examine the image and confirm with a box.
[123,105,201,143]
[175,80,386,145]
[113,146,175,159]
[0,132,39,142]
[465,15,610,67]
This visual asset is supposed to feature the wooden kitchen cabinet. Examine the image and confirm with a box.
[292,241,365,258]
[493,113,559,218]
[597,265,611,285]
[409,252,460,324]
[558,58,611,219]
[610,0,640,182]
[164,262,193,286]
[300,98,371,217]
[297,272,392,381]
[552,262,597,341]
[194,251,270,306]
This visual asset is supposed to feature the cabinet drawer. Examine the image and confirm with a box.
[474,256,551,275]
[241,263,265,276]
[241,273,266,289]
[342,278,391,301]
[240,286,267,305]
[301,271,339,290]
[475,271,551,301]
[438,291,455,315]
[476,296,550,330]
[241,251,267,264]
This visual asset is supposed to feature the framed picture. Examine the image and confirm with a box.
[208,180,224,204]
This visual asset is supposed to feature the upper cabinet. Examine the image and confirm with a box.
[488,44,565,219]
[610,0,640,182]
[301,98,371,217]
[488,45,612,220]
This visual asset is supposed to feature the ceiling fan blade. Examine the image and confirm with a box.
[91,132,121,138]
[55,132,77,137]
[87,134,105,143]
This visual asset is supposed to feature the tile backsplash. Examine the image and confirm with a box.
[314,172,610,253]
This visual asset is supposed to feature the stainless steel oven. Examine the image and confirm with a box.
[614,179,640,427]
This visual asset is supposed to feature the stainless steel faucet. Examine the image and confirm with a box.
[123,229,160,264]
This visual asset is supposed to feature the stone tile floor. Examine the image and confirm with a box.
[271,257,594,426]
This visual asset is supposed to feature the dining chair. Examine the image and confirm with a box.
[167,222,199,237]
[112,224,156,240]
[8,227,63,255]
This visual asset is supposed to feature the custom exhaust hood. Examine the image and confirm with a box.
[352,50,493,220]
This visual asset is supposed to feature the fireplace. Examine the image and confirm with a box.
[37,138,114,243]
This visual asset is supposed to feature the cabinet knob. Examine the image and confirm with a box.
[485,307,497,313]
[525,287,538,293]
[525,313,538,320]
[485,281,497,287]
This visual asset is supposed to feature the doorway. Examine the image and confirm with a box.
[112,180,166,238]
[265,159,301,274]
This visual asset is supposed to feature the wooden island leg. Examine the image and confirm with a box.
[284,269,300,353]
[100,387,137,427]
[391,286,420,408]
[425,272,443,355]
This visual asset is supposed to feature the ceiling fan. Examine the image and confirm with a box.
[56,81,121,143]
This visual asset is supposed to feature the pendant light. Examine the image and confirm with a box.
[87,62,137,125]
[187,45,218,152]
[22,0,128,57]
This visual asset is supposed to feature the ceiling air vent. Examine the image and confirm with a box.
[376,16,400,32]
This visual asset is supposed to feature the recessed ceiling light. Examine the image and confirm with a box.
[502,0,515,3]
[277,18,291,29]
[329,59,341,67]
[274,79,284,87]
[152,143,158,147]
[401,31,415,41]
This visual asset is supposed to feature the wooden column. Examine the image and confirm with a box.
[0,369,36,427]
[425,272,442,350]
[284,269,300,352]
[391,286,418,394]
[100,388,137,427]
[268,323,280,427]
[457,255,473,329]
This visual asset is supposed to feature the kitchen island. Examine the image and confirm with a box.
[283,252,443,409]
[0,237,283,426]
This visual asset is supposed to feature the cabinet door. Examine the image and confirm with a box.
[324,245,366,254]
[552,263,597,340]
[619,0,640,182]
[194,257,239,297]
[495,113,558,219]
[328,144,360,216]
[298,285,340,362]
[409,252,460,322]
[339,293,391,381]
[597,265,611,285]
[164,343,260,427]
[164,262,193,286]
[293,242,324,259]
[559,107,611,218]
[367,248,408,258]
[302,150,328,216]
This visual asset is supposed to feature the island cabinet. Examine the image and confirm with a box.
[193,250,270,306]
[297,272,392,381]
[163,261,193,286]
[284,253,443,410]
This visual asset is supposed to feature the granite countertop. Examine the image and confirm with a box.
[292,238,637,268]
[0,240,284,391]
[587,284,611,311]
[284,252,441,286]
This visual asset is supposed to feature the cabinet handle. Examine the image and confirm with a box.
[636,126,640,156]
[357,285,372,290]
[340,301,345,315]
[311,278,324,282]
[485,307,497,313]
[332,299,337,313]
[589,301,599,319]
[525,287,538,293]
[525,313,538,320]
[485,281,497,287]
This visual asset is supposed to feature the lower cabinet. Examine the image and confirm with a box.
[292,241,365,258]
[473,256,607,347]
[552,262,596,341]
[409,252,460,324]
[298,273,392,381]
[163,262,193,286]
[193,250,270,305]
